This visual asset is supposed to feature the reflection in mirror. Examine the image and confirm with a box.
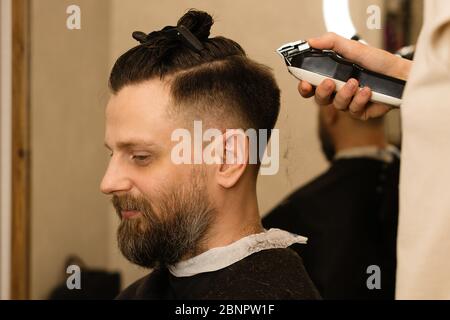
[348,0,423,51]
[382,0,423,52]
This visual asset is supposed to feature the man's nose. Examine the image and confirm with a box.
[100,160,132,195]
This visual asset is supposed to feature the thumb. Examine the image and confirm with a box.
[307,32,398,77]
[307,32,365,62]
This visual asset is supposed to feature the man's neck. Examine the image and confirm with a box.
[183,196,263,261]
[206,218,264,249]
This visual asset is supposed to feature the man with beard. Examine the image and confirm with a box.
[263,104,400,299]
[100,10,319,300]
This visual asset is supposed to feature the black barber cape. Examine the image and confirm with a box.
[116,248,320,299]
[263,156,400,299]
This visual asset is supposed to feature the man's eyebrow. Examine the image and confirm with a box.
[104,140,156,150]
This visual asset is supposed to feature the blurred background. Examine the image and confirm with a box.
[0,0,423,299]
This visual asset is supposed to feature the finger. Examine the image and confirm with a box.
[314,79,335,106]
[348,87,372,118]
[333,78,359,110]
[298,81,315,98]
[348,87,372,119]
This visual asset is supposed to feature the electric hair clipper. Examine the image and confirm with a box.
[277,40,406,107]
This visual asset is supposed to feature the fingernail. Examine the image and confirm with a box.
[363,87,371,95]
[348,79,358,90]
[325,80,333,90]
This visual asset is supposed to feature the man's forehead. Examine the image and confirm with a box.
[104,80,177,148]
[106,80,175,127]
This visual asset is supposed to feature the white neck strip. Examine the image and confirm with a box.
[334,144,400,163]
[168,228,307,277]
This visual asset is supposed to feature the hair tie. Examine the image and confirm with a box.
[132,25,205,53]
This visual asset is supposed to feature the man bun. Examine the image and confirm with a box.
[177,10,213,42]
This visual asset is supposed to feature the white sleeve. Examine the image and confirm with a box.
[396,0,450,299]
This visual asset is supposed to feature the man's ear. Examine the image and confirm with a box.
[216,129,249,189]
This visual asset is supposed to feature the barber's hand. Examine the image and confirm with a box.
[299,32,412,120]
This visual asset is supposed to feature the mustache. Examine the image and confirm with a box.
[111,194,154,218]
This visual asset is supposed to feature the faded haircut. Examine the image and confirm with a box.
[109,9,280,135]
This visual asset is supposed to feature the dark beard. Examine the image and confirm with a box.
[112,172,215,269]
[318,118,336,162]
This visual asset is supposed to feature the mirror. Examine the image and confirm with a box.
[348,0,423,51]
[4,0,422,299]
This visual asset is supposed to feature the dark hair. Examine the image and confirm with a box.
[109,9,280,138]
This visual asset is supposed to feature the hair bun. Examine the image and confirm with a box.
[177,9,213,42]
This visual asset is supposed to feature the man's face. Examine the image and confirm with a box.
[101,80,215,268]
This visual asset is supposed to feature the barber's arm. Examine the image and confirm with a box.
[299,32,412,120]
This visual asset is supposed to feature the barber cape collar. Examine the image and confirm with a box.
[168,228,307,277]
[334,144,400,163]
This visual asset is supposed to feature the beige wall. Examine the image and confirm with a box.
[351,0,384,47]
[30,0,396,297]
[30,0,112,299]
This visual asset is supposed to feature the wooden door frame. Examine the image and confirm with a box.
[11,0,30,300]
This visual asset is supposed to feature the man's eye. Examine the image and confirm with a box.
[132,154,151,163]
